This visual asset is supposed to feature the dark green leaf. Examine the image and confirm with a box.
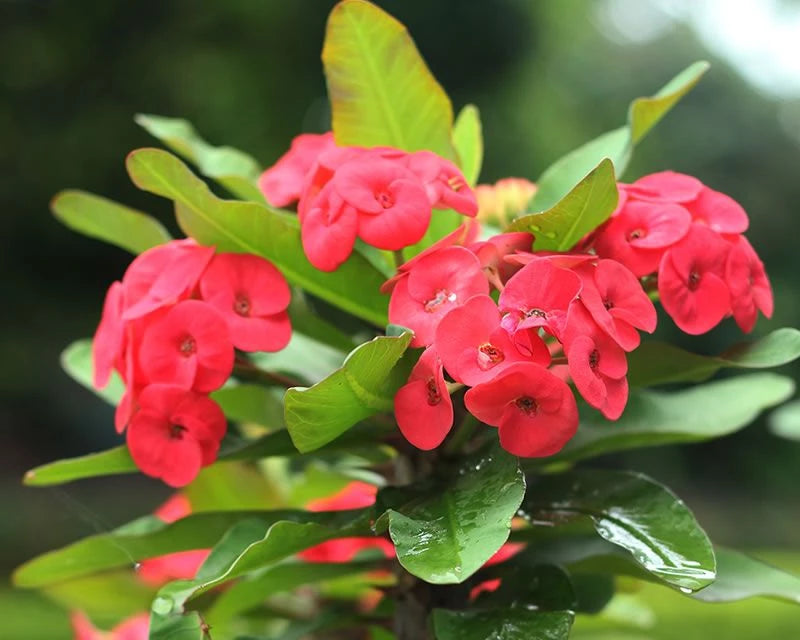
[380,446,525,584]
[769,399,800,441]
[432,609,573,640]
[628,328,800,387]
[135,113,263,202]
[126,148,389,326]
[524,470,716,591]
[285,332,412,452]
[554,373,795,463]
[453,104,483,185]
[323,0,456,160]
[51,189,172,254]
[507,158,618,251]
[476,563,578,612]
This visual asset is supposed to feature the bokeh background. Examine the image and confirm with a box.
[1,0,799,637]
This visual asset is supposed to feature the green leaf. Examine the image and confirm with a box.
[148,610,208,640]
[211,384,285,428]
[453,104,483,185]
[508,158,618,251]
[126,148,389,326]
[12,509,368,588]
[23,446,134,487]
[285,332,412,452]
[628,328,800,387]
[524,470,716,591]
[42,571,154,619]
[51,189,171,254]
[769,399,800,441]
[692,548,800,604]
[322,0,456,160]
[432,609,573,640]
[135,113,264,202]
[380,445,525,584]
[554,373,795,463]
[251,331,345,385]
[61,339,124,406]
[530,62,708,211]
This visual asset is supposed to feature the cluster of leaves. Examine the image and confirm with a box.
[16,1,800,639]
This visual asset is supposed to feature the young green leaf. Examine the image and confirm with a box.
[554,373,795,463]
[524,470,715,591]
[507,158,618,251]
[135,113,264,202]
[51,190,172,254]
[23,446,135,487]
[432,609,573,640]
[453,104,483,185]
[627,328,800,387]
[126,148,389,326]
[323,0,456,160]
[284,332,412,453]
[379,446,525,584]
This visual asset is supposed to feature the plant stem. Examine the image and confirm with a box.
[393,249,406,270]
[444,412,479,456]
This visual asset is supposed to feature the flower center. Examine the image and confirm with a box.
[447,175,465,192]
[426,378,441,406]
[477,343,505,370]
[603,298,614,310]
[376,190,394,209]
[525,308,547,319]
[627,228,646,241]
[687,270,701,291]
[234,293,251,317]
[169,423,186,440]
[515,395,538,415]
[424,289,457,312]
[589,348,600,370]
[179,335,197,357]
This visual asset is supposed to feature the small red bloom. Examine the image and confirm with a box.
[406,151,478,216]
[92,281,124,389]
[469,231,534,290]
[71,611,150,640]
[465,363,579,457]
[725,235,773,333]
[394,346,454,450]
[258,132,336,207]
[301,182,360,272]
[435,295,547,386]
[199,252,292,352]
[658,224,731,335]
[684,186,749,234]
[388,247,489,347]
[625,171,703,203]
[126,385,226,487]
[139,300,234,392]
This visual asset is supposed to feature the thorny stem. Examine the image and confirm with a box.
[232,357,302,388]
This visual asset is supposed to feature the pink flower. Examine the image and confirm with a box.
[199,252,292,352]
[464,363,579,457]
[258,132,336,207]
[575,259,657,351]
[406,151,478,216]
[725,235,773,332]
[658,224,731,335]
[92,281,124,389]
[684,186,749,234]
[71,611,150,640]
[469,232,534,290]
[139,300,234,392]
[388,247,489,347]
[435,295,547,386]
[498,258,581,341]
[624,171,703,203]
[394,346,454,450]
[301,182,360,272]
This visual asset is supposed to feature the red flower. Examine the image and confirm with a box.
[126,385,226,487]
[406,151,478,216]
[394,346,454,450]
[199,252,292,352]
[684,186,749,234]
[726,235,773,332]
[258,132,335,207]
[388,247,489,347]
[465,363,578,457]
[498,258,581,341]
[435,295,547,386]
[71,611,149,640]
[469,231,534,289]
[92,281,124,389]
[301,182,360,272]
[139,300,234,392]
[658,224,731,335]
[625,171,703,203]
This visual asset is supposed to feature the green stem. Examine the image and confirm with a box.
[393,249,406,270]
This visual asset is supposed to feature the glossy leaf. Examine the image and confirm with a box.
[126,148,389,326]
[508,158,618,251]
[530,62,708,210]
[769,399,800,441]
[379,446,525,584]
[322,0,456,160]
[524,470,716,591]
[135,113,264,201]
[433,609,573,640]
[628,328,800,387]
[51,189,171,254]
[12,509,368,588]
[554,373,795,463]
[285,332,412,452]
[692,548,800,604]
[453,104,483,185]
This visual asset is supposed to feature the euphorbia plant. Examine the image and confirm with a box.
[14,1,800,639]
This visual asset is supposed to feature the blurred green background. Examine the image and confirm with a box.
[1,0,799,637]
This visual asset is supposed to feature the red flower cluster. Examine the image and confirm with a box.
[93,240,292,486]
[591,171,773,334]
[259,133,478,271]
